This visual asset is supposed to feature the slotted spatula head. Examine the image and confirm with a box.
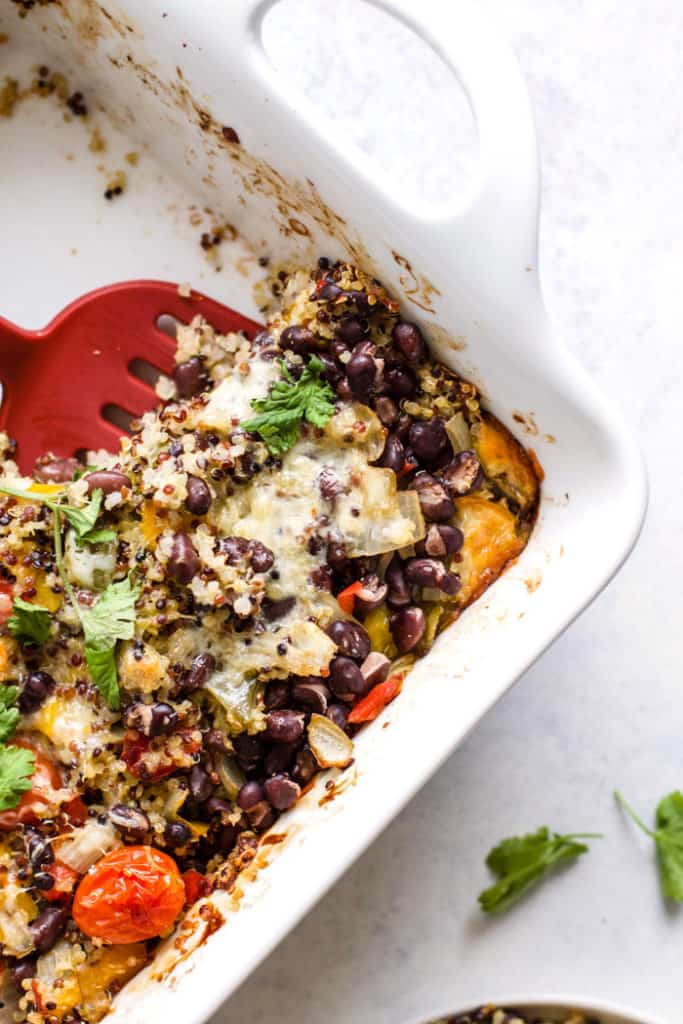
[0,281,263,473]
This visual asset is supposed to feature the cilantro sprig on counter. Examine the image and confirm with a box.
[615,789,683,901]
[478,826,601,914]
[242,356,336,455]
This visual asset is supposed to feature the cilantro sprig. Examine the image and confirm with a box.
[0,686,20,744]
[242,356,336,455]
[51,512,137,711]
[478,826,601,914]
[7,597,52,646]
[0,481,116,546]
[0,745,35,811]
[615,790,683,901]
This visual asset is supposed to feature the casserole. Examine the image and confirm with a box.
[0,2,646,1023]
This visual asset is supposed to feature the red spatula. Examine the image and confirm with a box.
[0,281,263,473]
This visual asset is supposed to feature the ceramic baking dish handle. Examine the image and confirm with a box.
[243,0,540,299]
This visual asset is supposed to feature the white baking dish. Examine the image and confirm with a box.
[0,2,646,1022]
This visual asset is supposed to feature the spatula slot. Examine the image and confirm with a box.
[129,358,166,389]
[101,403,136,434]
[156,313,181,338]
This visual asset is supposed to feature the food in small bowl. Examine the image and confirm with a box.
[0,260,540,1022]
[424,1000,659,1024]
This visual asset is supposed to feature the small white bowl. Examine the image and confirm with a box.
[405,997,669,1024]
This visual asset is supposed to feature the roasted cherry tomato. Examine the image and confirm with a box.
[73,846,185,944]
[182,868,210,906]
[121,730,201,782]
[43,861,80,902]
[0,739,64,831]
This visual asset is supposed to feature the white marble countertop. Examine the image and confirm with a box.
[213,2,682,1022]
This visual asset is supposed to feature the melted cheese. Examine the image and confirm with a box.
[198,357,280,430]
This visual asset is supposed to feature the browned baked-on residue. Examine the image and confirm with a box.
[511,410,540,436]
[524,572,543,594]
[260,831,288,847]
[391,250,442,313]
[318,769,356,807]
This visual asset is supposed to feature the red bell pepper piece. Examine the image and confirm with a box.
[347,673,403,724]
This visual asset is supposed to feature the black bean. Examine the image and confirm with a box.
[440,450,484,496]
[264,773,301,811]
[417,523,464,558]
[185,475,212,515]
[10,958,36,992]
[337,315,366,345]
[173,356,208,398]
[34,456,78,484]
[262,595,296,621]
[326,540,349,572]
[360,651,391,687]
[30,905,69,955]
[376,434,405,473]
[404,557,447,589]
[318,281,344,301]
[233,733,264,770]
[19,670,55,713]
[122,701,177,738]
[392,321,426,362]
[291,680,330,714]
[264,679,291,711]
[394,413,413,442]
[206,797,233,817]
[326,619,370,661]
[326,703,349,730]
[353,574,388,616]
[412,472,455,522]
[346,351,375,397]
[384,367,417,399]
[440,572,461,596]
[374,395,399,427]
[390,606,426,653]
[247,801,276,832]
[25,828,54,869]
[218,824,238,851]
[280,325,317,354]
[237,780,264,810]
[204,728,229,753]
[264,741,297,776]
[318,467,344,504]
[189,763,213,802]
[293,745,319,785]
[218,536,250,563]
[249,540,274,573]
[385,556,411,608]
[168,532,200,584]
[315,352,341,383]
[408,418,449,463]
[33,871,55,891]
[266,709,305,743]
[83,469,131,495]
[109,803,150,839]
[336,377,353,401]
[164,821,191,847]
[182,651,215,692]
[329,656,369,701]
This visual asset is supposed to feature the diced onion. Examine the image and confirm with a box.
[215,754,246,801]
[56,820,120,873]
[307,713,354,769]
[445,412,472,454]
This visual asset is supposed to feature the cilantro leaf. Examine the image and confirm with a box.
[242,356,336,455]
[7,597,52,646]
[0,745,35,811]
[615,789,683,901]
[79,575,139,710]
[0,686,20,744]
[84,646,120,711]
[478,826,599,914]
[0,483,115,546]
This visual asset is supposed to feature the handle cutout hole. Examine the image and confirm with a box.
[261,0,478,209]
[156,313,181,338]
[102,403,135,434]
[129,358,164,389]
